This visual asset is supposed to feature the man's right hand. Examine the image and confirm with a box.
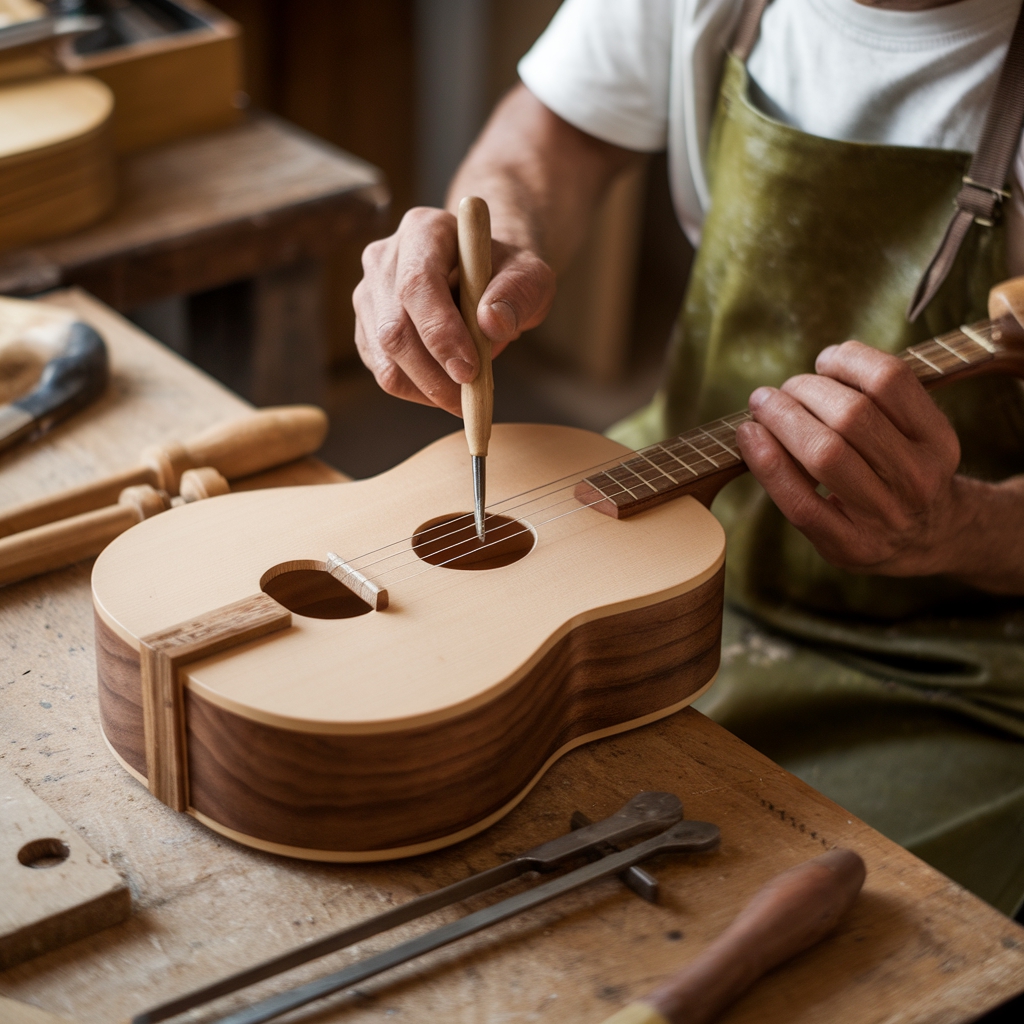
[353,205,556,416]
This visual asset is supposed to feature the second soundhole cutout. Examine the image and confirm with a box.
[412,513,535,570]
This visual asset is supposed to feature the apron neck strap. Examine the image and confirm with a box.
[910,0,1024,320]
[729,0,1024,323]
[732,0,772,60]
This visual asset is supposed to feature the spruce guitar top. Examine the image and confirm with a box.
[91,284,1024,863]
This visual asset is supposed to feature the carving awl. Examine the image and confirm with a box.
[457,195,493,542]
[212,818,720,1024]
[132,792,684,1024]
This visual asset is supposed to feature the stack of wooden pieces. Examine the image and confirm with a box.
[0,72,115,250]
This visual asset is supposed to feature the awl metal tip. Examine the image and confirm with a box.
[472,455,486,543]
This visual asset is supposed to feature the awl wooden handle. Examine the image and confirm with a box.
[458,196,494,457]
[601,849,866,1024]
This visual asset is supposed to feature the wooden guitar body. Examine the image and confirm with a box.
[92,424,726,861]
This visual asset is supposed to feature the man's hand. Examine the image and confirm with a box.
[352,84,638,416]
[353,206,555,415]
[734,340,1024,589]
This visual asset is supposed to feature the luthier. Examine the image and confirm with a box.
[5,0,1024,1022]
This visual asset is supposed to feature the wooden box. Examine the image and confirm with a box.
[59,0,243,153]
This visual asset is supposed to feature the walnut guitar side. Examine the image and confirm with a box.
[92,424,726,860]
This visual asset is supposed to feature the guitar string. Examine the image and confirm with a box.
[334,445,677,573]
[360,489,587,585]
[347,330,989,588]
[350,436,741,585]
[369,491,619,589]
[336,430,740,577]
[332,322,994,579]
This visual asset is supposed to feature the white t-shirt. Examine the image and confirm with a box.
[518,0,1024,273]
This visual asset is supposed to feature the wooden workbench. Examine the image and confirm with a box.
[1,291,1023,1024]
[0,114,388,407]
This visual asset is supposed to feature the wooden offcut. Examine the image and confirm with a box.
[0,770,129,971]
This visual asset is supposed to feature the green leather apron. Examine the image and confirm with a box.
[611,39,1024,913]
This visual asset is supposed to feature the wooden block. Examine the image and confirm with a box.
[139,593,291,811]
[0,770,130,971]
[58,0,243,154]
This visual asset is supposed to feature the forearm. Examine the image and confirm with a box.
[945,474,1024,594]
[446,84,639,272]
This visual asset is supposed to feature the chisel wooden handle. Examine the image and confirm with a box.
[0,405,327,539]
[601,849,866,1024]
[458,196,493,457]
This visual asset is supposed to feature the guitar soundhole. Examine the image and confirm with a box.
[260,561,372,619]
[412,513,534,570]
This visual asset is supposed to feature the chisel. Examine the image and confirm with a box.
[457,195,493,542]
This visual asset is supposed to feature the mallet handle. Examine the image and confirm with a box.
[600,849,866,1024]
[0,485,168,587]
[0,406,327,539]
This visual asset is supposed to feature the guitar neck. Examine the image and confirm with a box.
[576,315,1024,519]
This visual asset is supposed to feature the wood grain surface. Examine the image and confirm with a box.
[139,594,292,812]
[0,769,129,971]
[58,0,243,154]
[2,292,1023,1024]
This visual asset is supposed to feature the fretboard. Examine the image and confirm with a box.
[576,317,1017,519]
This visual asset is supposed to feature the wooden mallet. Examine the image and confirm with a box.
[599,848,866,1024]
[0,405,328,540]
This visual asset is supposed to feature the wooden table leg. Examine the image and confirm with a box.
[249,258,327,407]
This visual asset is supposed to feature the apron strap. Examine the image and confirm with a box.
[732,0,772,60]
[909,1,1024,320]
[730,0,1024,323]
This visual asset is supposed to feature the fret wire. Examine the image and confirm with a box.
[655,444,700,478]
[705,422,743,452]
[960,323,997,353]
[615,460,659,489]
[606,464,651,498]
[597,474,631,497]
[671,434,720,469]
[932,334,972,364]
[623,455,668,485]
[909,348,943,374]
[634,449,681,485]
[630,454,679,489]
[697,426,738,460]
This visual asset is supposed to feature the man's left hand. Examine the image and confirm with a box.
[735,340,976,578]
